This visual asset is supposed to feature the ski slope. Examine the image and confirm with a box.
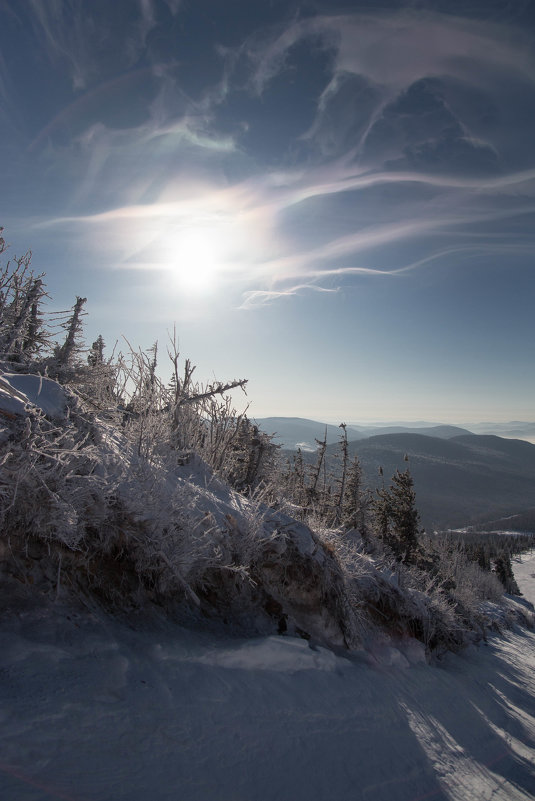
[0,559,534,801]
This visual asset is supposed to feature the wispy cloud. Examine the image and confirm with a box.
[246,11,535,97]
[38,156,535,309]
[23,0,162,90]
[240,284,338,309]
[8,4,535,311]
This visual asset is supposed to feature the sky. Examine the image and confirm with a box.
[1,0,535,423]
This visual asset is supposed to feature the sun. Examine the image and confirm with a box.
[163,226,224,293]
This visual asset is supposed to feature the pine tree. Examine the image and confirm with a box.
[332,423,349,525]
[388,467,421,563]
[2,277,45,358]
[494,552,521,595]
[289,448,306,508]
[306,427,328,513]
[54,296,87,368]
[373,464,422,563]
[0,241,49,361]
[226,417,278,493]
[87,335,105,367]
[341,454,369,535]
[308,428,327,497]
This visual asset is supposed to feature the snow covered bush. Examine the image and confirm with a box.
[0,377,108,549]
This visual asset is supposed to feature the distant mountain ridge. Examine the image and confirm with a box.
[254,416,472,451]
[253,417,361,451]
[254,417,535,530]
[324,432,535,531]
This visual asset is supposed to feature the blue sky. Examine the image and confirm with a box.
[1,0,534,422]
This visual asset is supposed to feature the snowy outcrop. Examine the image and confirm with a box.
[0,374,355,647]
[0,372,69,419]
[1,370,531,655]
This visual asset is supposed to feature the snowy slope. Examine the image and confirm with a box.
[0,569,534,801]
[1,370,534,800]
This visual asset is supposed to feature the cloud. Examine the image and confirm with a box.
[163,0,181,14]
[38,153,535,312]
[7,4,535,314]
[240,10,535,173]
[240,284,338,309]
[23,0,161,90]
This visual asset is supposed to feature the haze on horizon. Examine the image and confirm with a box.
[1,0,534,423]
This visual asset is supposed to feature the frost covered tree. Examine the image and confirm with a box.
[341,454,370,536]
[87,335,105,367]
[307,427,327,504]
[54,296,87,370]
[373,464,422,563]
[333,423,349,524]
[0,233,49,361]
[225,416,279,494]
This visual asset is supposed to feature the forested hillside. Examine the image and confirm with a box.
[324,432,535,530]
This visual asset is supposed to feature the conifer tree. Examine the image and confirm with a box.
[0,240,48,361]
[388,467,421,563]
[307,427,327,510]
[494,552,521,595]
[333,423,349,524]
[2,277,45,358]
[55,296,87,368]
[341,454,369,535]
[87,335,105,367]
[289,448,306,508]
[373,463,422,563]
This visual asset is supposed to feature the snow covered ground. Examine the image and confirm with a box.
[1,560,534,801]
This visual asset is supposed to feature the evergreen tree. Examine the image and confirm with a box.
[54,296,87,368]
[288,448,306,508]
[341,454,369,535]
[2,277,45,358]
[226,417,278,494]
[494,552,521,595]
[87,334,105,367]
[373,465,422,563]
[388,467,421,563]
[333,423,349,524]
[308,427,327,503]
[0,242,48,361]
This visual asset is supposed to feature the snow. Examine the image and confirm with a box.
[512,551,535,607]
[0,372,68,419]
[193,635,342,672]
[1,371,534,800]
[1,578,534,800]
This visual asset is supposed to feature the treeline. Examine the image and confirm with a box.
[440,530,535,595]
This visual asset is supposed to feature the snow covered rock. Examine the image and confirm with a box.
[0,376,355,648]
[0,372,69,419]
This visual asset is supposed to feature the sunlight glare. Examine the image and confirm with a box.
[163,227,225,293]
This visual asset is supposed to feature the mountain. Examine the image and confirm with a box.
[466,421,535,444]
[317,433,535,531]
[255,418,535,530]
[254,417,364,451]
[254,417,471,451]
[358,424,472,439]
